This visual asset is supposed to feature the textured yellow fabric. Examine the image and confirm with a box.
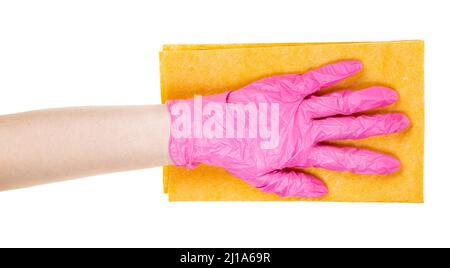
[160,41,424,202]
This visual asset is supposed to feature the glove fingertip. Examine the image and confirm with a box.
[343,60,363,72]
[301,183,329,198]
[304,60,363,91]
[374,155,401,174]
[386,113,410,133]
[326,60,363,77]
[290,174,329,198]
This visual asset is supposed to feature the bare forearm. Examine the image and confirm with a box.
[0,105,171,190]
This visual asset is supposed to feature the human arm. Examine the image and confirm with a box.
[0,105,171,190]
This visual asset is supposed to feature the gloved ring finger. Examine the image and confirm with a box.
[302,86,398,119]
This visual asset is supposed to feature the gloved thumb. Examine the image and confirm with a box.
[246,169,328,198]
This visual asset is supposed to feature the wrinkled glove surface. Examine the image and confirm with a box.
[166,60,409,197]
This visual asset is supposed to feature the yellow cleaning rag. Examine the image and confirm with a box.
[160,41,424,202]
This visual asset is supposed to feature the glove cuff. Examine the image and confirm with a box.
[166,92,231,168]
[166,99,199,168]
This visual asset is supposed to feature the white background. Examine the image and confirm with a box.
[0,0,447,248]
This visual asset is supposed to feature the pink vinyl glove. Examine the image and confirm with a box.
[166,60,409,198]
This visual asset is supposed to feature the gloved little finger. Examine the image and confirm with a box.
[295,60,363,96]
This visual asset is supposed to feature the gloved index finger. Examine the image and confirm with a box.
[296,60,363,95]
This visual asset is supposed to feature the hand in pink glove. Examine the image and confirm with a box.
[166,60,409,198]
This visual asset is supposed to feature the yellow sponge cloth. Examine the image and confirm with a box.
[160,41,424,202]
